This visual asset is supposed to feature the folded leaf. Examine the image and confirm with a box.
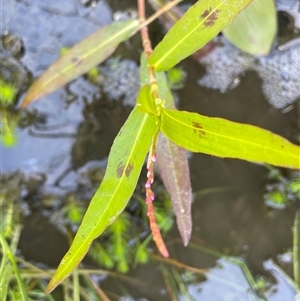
[148,0,253,71]
[137,84,156,115]
[222,0,276,55]
[21,19,139,107]
[160,109,300,169]
[46,107,156,293]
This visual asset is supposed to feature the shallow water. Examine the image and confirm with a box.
[1,1,300,300]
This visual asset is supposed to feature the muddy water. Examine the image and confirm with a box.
[1,1,300,300]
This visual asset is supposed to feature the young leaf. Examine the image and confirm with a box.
[148,0,253,71]
[21,19,139,108]
[160,109,300,169]
[222,0,276,55]
[46,107,157,293]
[140,53,193,246]
[137,84,157,115]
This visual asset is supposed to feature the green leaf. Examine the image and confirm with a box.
[222,0,276,55]
[148,0,253,71]
[160,109,300,169]
[46,107,157,293]
[21,19,139,108]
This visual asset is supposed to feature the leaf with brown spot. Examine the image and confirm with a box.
[160,109,300,169]
[46,107,156,293]
[149,0,253,71]
[21,19,139,108]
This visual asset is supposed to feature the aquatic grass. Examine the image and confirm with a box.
[0,225,28,301]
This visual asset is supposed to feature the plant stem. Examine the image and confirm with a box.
[138,0,184,39]
[148,0,184,28]
[138,0,156,84]
[138,0,169,258]
[146,129,169,257]
[151,254,208,274]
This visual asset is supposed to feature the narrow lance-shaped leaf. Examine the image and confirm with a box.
[140,53,193,246]
[21,19,139,108]
[160,109,300,170]
[46,107,157,293]
[148,0,253,71]
[222,0,276,55]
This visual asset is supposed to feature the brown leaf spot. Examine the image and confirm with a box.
[117,162,125,178]
[192,121,205,138]
[116,162,134,178]
[71,57,82,66]
[201,8,212,19]
[201,8,220,27]
[205,10,220,27]
[125,163,134,177]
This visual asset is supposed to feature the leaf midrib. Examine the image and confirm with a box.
[53,111,150,281]
[152,0,225,67]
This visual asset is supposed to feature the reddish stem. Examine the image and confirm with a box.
[145,146,169,258]
[138,0,169,258]
[138,0,156,83]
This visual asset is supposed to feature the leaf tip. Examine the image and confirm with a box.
[45,279,59,295]
[20,100,29,109]
[181,229,192,247]
[20,88,39,108]
[45,269,72,294]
